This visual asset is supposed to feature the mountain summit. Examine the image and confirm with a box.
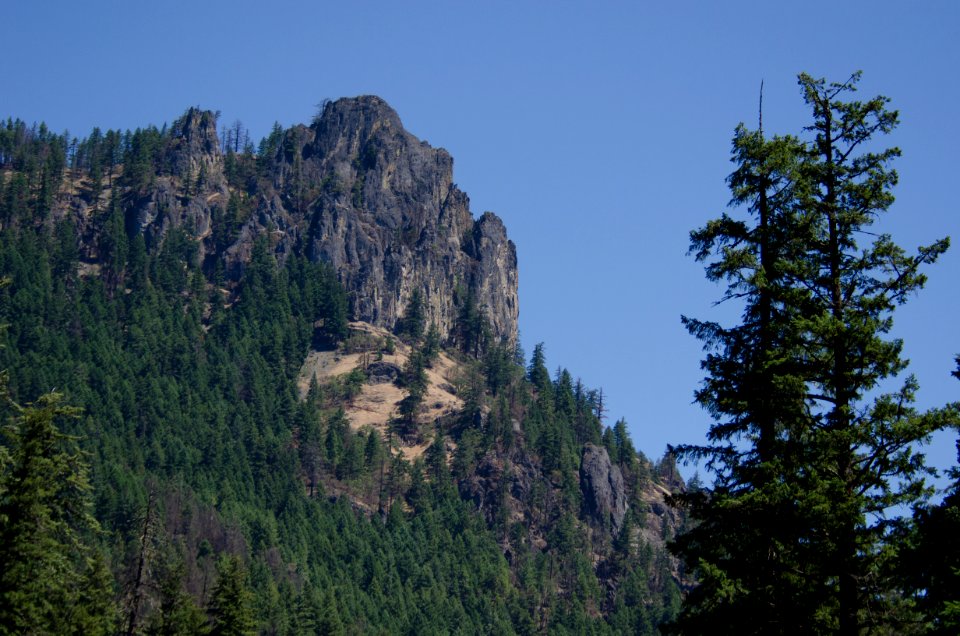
[100,96,519,344]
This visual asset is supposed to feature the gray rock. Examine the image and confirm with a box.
[127,107,228,261]
[460,450,538,525]
[365,361,401,384]
[299,96,518,344]
[580,443,629,533]
[118,97,519,345]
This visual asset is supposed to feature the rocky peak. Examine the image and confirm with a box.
[167,107,224,183]
[295,96,518,343]
[580,443,629,533]
[126,107,227,253]
[466,212,519,341]
[310,96,404,160]
[107,97,518,344]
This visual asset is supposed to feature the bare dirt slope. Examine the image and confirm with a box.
[298,322,464,460]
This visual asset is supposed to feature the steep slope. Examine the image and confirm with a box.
[0,106,684,633]
[299,97,519,342]
[89,98,519,344]
[297,321,465,459]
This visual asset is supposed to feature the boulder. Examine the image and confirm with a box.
[580,443,629,533]
[365,361,401,384]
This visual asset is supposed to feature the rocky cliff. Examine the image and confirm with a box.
[109,97,519,344]
[298,96,518,342]
[127,108,228,252]
[580,443,629,533]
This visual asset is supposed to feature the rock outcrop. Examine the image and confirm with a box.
[297,96,518,343]
[364,361,401,384]
[114,97,519,344]
[580,443,629,533]
[460,450,540,528]
[127,108,228,255]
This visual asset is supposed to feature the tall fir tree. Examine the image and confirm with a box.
[670,94,816,635]
[794,72,952,634]
[0,393,117,634]
[207,555,255,636]
[671,72,955,635]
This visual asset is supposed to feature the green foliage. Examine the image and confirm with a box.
[899,358,960,634]
[671,72,957,634]
[901,445,960,634]
[528,343,551,396]
[454,285,490,358]
[0,109,684,635]
[0,392,117,635]
[422,323,441,363]
[209,555,255,636]
[146,552,208,635]
[396,288,426,342]
[611,419,636,471]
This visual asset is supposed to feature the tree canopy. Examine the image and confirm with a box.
[670,72,958,635]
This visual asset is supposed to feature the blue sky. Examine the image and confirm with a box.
[3,1,958,476]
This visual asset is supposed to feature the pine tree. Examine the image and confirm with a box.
[422,322,441,364]
[612,419,636,471]
[146,552,208,636]
[527,343,551,397]
[670,92,816,635]
[397,288,426,342]
[454,286,489,358]
[0,393,117,634]
[671,72,956,634]
[208,555,255,636]
[794,72,952,633]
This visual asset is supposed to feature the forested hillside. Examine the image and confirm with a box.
[0,104,683,634]
[6,73,955,636]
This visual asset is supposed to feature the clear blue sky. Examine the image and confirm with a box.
[3,1,958,476]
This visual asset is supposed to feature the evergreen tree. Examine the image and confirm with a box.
[527,343,551,397]
[145,552,208,636]
[422,322,441,364]
[794,72,952,633]
[0,393,117,634]
[325,408,349,476]
[397,288,426,342]
[670,95,815,635]
[671,72,955,634]
[612,418,636,471]
[207,555,255,636]
[454,286,489,358]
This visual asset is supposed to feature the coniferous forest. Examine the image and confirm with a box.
[0,72,957,636]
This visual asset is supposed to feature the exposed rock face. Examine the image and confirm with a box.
[580,443,629,533]
[127,108,228,255]
[463,452,533,516]
[113,97,519,344]
[364,361,401,384]
[297,96,518,343]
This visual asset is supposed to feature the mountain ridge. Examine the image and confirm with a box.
[56,96,519,346]
[0,103,686,633]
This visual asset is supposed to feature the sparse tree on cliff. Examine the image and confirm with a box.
[397,288,426,342]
